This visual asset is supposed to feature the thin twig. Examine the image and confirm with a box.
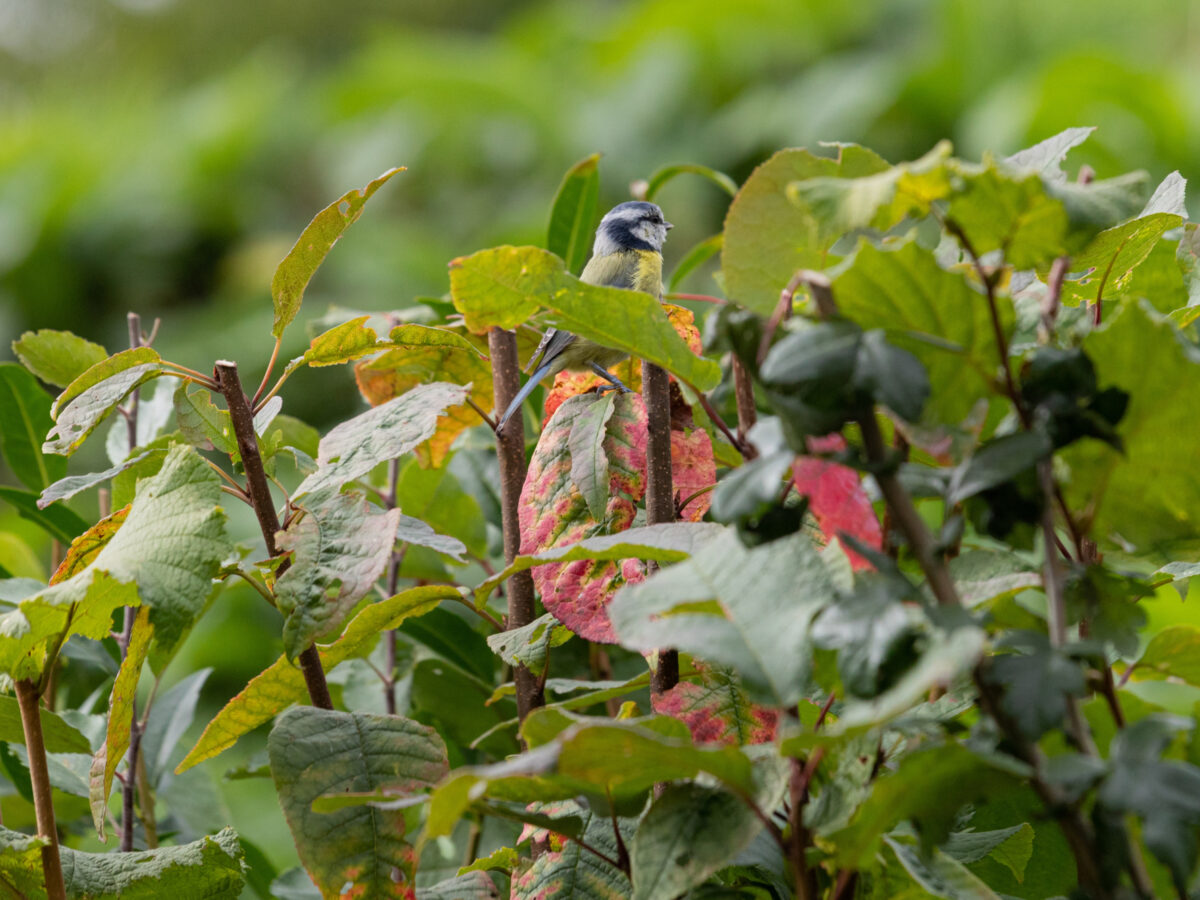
[465,396,497,430]
[757,270,806,366]
[251,337,282,409]
[695,389,753,459]
[731,355,758,454]
[665,292,728,304]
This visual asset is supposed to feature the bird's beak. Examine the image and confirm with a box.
[665,221,674,231]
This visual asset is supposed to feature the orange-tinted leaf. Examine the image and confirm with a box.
[792,433,882,570]
[354,331,492,468]
[51,505,130,585]
[652,665,778,747]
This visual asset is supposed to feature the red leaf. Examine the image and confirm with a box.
[652,665,778,746]
[791,433,882,570]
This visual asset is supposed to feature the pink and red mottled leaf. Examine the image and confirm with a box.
[792,433,882,570]
[671,426,716,521]
[519,394,647,642]
[652,665,778,747]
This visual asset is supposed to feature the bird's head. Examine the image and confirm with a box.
[593,201,673,256]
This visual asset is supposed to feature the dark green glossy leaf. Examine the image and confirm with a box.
[547,153,600,275]
[0,363,65,491]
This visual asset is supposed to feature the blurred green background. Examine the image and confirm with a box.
[2,0,1199,881]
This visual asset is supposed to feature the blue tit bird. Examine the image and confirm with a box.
[496,200,673,430]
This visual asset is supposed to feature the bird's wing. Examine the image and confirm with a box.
[536,328,577,368]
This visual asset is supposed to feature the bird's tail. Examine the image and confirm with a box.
[496,360,555,431]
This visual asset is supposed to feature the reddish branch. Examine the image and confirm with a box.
[16,678,66,900]
[214,361,333,710]
[643,361,679,695]
[488,328,544,720]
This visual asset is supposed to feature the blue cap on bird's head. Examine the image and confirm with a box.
[595,200,673,255]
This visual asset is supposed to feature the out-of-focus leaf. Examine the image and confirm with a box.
[643,163,738,201]
[177,586,452,773]
[1098,715,1200,891]
[50,506,129,583]
[275,488,401,660]
[1061,209,1183,306]
[140,667,211,787]
[12,329,109,388]
[397,457,488,559]
[1063,304,1200,551]
[947,165,1068,269]
[0,362,66,491]
[105,375,174,464]
[0,486,90,544]
[417,871,498,900]
[832,241,1008,425]
[948,431,1053,505]
[270,708,447,900]
[0,825,246,898]
[788,141,952,242]
[721,145,890,316]
[668,233,723,293]
[1177,223,1200,308]
[949,550,1040,607]
[448,246,719,390]
[0,694,90,753]
[984,633,1086,741]
[1132,625,1200,685]
[1045,171,1151,243]
[271,167,403,340]
[547,153,600,275]
[792,433,881,570]
[90,604,152,840]
[630,782,761,900]
[651,665,778,746]
[886,836,1002,899]
[1003,127,1095,181]
[828,744,1023,867]
[611,530,834,706]
[295,382,469,497]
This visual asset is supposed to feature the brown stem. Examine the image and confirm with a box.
[789,749,824,900]
[213,360,332,710]
[665,292,728,305]
[695,389,754,459]
[731,355,757,447]
[383,458,402,716]
[757,270,805,366]
[488,328,543,721]
[643,362,679,696]
[120,313,142,852]
[15,679,66,900]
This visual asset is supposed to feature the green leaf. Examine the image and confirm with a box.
[547,153,601,275]
[448,246,720,390]
[0,363,65,491]
[644,163,738,202]
[811,575,922,699]
[473,521,722,608]
[1003,127,1094,181]
[947,431,1053,505]
[36,449,155,509]
[885,836,1002,900]
[12,329,109,388]
[0,694,90,753]
[1176,223,1200,309]
[295,381,469,497]
[271,167,403,340]
[721,145,890,316]
[610,530,834,706]
[486,613,572,677]
[630,783,761,900]
[0,486,90,544]
[0,825,247,898]
[275,489,401,660]
[90,604,152,840]
[787,141,953,243]
[985,634,1086,740]
[417,871,498,899]
[1063,304,1200,551]
[177,585,451,772]
[269,708,448,899]
[510,800,631,900]
[831,241,1010,425]
[1134,625,1200,685]
[52,346,161,416]
[1061,211,1183,306]
[85,444,229,665]
[829,743,1023,867]
[174,382,237,455]
[948,550,1040,607]
[668,233,723,293]
[1098,715,1200,890]
[45,360,164,457]
[569,391,616,521]
[946,165,1067,269]
[1045,171,1151,242]
[397,459,488,559]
